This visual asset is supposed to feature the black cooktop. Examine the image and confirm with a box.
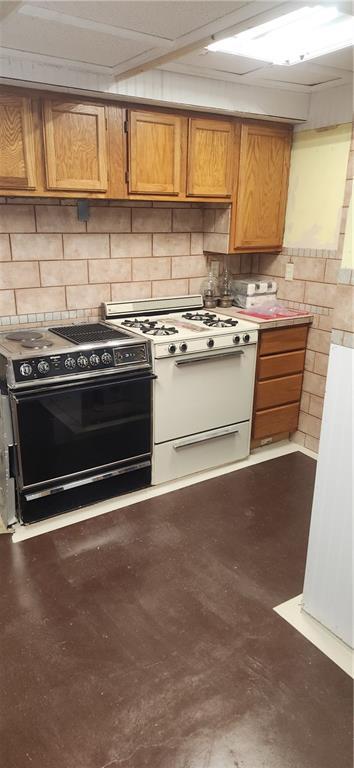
[49,323,131,345]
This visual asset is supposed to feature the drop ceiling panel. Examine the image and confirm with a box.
[0,15,152,67]
[177,50,268,75]
[33,0,249,41]
[314,47,353,72]
[255,62,349,86]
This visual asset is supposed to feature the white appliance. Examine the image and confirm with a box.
[104,295,258,484]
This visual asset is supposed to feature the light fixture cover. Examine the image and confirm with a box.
[207,5,354,66]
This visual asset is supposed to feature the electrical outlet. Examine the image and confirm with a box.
[285,262,294,281]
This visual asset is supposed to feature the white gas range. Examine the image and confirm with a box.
[104,295,258,484]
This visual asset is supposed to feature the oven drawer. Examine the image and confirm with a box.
[152,421,250,485]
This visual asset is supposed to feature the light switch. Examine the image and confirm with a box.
[285,262,294,281]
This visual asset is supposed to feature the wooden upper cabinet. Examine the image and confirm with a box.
[42,100,108,192]
[232,123,292,251]
[187,118,233,197]
[0,93,36,189]
[127,110,184,195]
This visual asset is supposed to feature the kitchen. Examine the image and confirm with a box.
[0,1,353,767]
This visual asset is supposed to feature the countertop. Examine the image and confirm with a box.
[217,306,313,330]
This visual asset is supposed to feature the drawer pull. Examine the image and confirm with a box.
[173,425,239,449]
[175,350,244,367]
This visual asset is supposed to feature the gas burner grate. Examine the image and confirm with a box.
[203,318,238,328]
[49,323,131,344]
[144,325,178,336]
[121,318,157,330]
[182,312,216,321]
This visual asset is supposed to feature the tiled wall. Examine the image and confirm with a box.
[0,199,230,326]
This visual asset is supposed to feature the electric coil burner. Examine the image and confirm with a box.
[22,339,54,349]
[6,330,44,342]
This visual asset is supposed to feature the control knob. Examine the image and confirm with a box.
[179,342,188,353]
[168,344,177,354]
[101,352,113,365]
[20,362,32,377]
[207,338,214,349]
[89,354,100,367]
[243,334,250,343]
[233,335,241,345]
[64,357,76,370]
[77,355,89,368]
[37,360,50,375]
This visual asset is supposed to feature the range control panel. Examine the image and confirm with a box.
[12,343,149,383]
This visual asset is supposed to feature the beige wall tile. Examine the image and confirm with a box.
[298,411,321,439]
[132,257,170,281]
[302,370,326,398]
[0,261,39,289]
[305,348,315,371]
[0,205,35,233]
[332,284,354,333]
[214,208,231,234]
[293,257,326,282]
[309,394,324,419]
[300,391,310,412]
[132,209,171,233]
[36,206,85,233]
[111,282,151,300]
[153,233,190,257]
[16,287,66,314]
[313,351,329,376]
[66,284,110,310]
[257,253,286,277]
[189,277,206,294]
[191,233,204,255]
[111,233,151,259]
[307,327,331,354]
[40,260,88,287]
[304,281,336,308]
[290,430,306,446]
[203,233,229,253]
[172,255,207,279]
[0,290,16,315]
[87,207,131,233]
[318,313,333,332]
[203,210,215,233]
[305,435,320,453]
[0,235,11,261]
[173,209,203,232]
[277,279,305,302]
[11,234,63,261]
[89,259,131,283]
[152,278,189,297]
[63,234,109,260]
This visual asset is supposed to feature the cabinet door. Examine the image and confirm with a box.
[128,110,183,195]
[0,93,36,189]
[42,100,108,192]
[187,118,233,197]
[233,123,292,251]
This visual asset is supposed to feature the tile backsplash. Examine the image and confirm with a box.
[0,199,231,325]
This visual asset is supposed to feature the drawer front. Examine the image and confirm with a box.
[152,420,251,485]
[253,403,299,439]
[255,373,303,410]
[259,325,308,355]
[258,349,305,380]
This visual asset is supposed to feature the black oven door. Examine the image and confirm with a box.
[11,372,154,490]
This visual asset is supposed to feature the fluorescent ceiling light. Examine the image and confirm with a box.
[207,5,354,66]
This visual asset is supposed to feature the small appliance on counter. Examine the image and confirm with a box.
[0,323,154,526]
[105,295,258,485]
[232,276,277,309]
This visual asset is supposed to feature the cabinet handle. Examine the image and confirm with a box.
[175,350,244,367]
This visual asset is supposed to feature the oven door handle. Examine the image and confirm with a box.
[175,350,244,367]
[11,372,157,401]
[23,459,151,500]
[173,425,239,450]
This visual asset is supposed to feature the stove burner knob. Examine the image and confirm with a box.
[233,335,241,345]
[37,360,50,375]
[207,338,214,349]
[243,334,250,343]
[179,342,188,353]
[20,362,32,377]
[77,355,89,368]
[168,344,177,354]
[65,357,76,370]
[101,352,113,365]
[89,354,100,367]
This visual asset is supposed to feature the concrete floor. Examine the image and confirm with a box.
[0,452,352,768]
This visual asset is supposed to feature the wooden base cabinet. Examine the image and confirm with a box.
[252,325,309,442]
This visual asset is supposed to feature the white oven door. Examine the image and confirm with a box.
[154,345,257,444]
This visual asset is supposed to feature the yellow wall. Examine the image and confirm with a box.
[341,185,353,268]
[284,124,351,251]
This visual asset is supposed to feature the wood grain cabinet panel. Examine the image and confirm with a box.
[128,110,184,195]
[187,118,233,197]
[258,349,306,379]
[253,403,300,439]
[42,100,108,192]
[255,373,303,410]
[0,93,36,189]
[232,123,292,251]
[259,325,308,356]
